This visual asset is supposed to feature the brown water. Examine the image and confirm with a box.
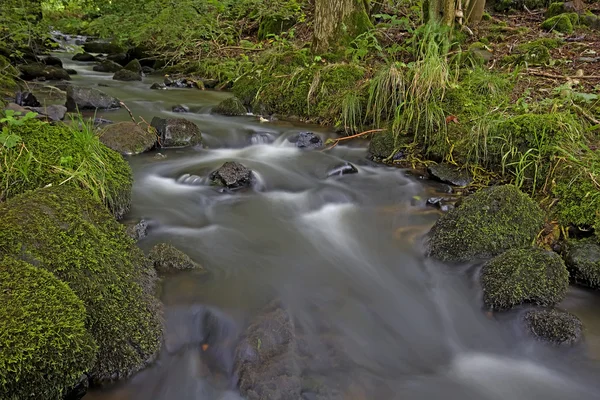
[41,45,600,400]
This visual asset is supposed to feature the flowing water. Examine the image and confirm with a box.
[37,45,600,399]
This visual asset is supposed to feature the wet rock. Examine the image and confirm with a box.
[41,55,63,68]
[66,68,78,75]
[172,104,189,113]
[481,248,569,311]
[106,53,129,66]
[177,174,203,185]
[83,41,126,55]
[563,238,600,289]
[427,184,545,263]
[19,64,71,81]
[235,301,302,400]
[150,117,202,148]
[66,86,121,111]
[427,163,472,187]
[212,97,246,116]
[63,374,89,400]
[164,76,197,88]
[92,59,123,73]
[123,59,142,74]
[15,91,40,107]
[72,52,97,62]
[30,105,68,121]
[99,121,157,155]
[149,243,205,274]
[368,130,395,160]
[249,132,276,145]
[210,161,255,189]
[327,162,358,177]
[290,132,323,150]
[113,69,142,81]
[150,82,167,90]
[426,197,455,212]
[142,66,155,75]
[125,219,149,241]
[523,309,583,345]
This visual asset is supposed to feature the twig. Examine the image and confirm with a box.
[321,129,385,151]
[119,101,136,123]
[573,104,600,125]
[525,70,600,79]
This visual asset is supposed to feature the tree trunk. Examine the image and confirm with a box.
[312,0,373,53]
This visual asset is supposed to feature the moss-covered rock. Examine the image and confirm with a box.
[563,238,600,289]
[503,41,553,66]
[124,59,142,74]
[99,122,158,155]
[552,167,599,230]
[541,13,578,33]
[83,41,127,55]
[19,64,71,81]
[149,243,205,274]
[546,2,566,18]
[0,257,97,399]
[113,69,142,81]
[92,59,123,73]
[1,120,132,218]
[427,185,545,262]
[150,117,202,148]
[523,309,582,345]
[212,96,247,116]
[368,130,396,160]
[0,186,162,385]
[481,248,569,310]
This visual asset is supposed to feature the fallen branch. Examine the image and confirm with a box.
[119,101,136,123]
[321,129,385,151]
[525,70,600,80]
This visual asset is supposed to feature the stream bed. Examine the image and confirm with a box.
[36,49,600,400]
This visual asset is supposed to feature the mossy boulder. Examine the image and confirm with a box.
[0,257,97,399]
[368,130,396,160]
[0,186,163,385]
[523,309,582,345]
[83,41,127,55]
[212,96,247,116]
[546,2,566,18]
[481,248,569,310]
[564,238,600,289]
[427,185,545,262]
[149,243,205,274]
[2,120,132,218]
[19,63,71,81]
[552,167,599,230]
[541,13,578,33]
[113,69,142,81]
[503,41,553,66]
[73,52,97,62]
[99,122,158,155]
[123,59,142,74]
[92,59,123,73]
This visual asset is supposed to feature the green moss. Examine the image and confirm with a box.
[546,2,566,18]
[523,309,582,345]
[541,13,578,33]
[258,16,295,40]
[0,257,97,399]
[481,248,569,310]
[564,238,600,289]
[149,243,205,274]
[212,96,247,116]
[553,172,599,228]
[503,40,556,66]
[123,59,142,73]
[368,130,396,160]
[428,185,545,262]
[0,55,17,100]
[0,186,162,385]
[99,122,158,155]
[1,120,133,218]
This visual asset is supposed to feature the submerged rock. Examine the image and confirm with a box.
[148,243,205,274]
[66,86,121,111]
[523,309,583,345]
[19,64,71,81]
[0,257,96,400]
[92,59,123,73]
[481,248,569,311]
[0,186,162,386]
[99,121,157,155]
[210,161,255,189]
[113,69,142,81]
[327,162,358,177]
[563,238,600,289]
[150,117,202,148]
[212,96,246,116]
[427,185,545,262]
[427,163,472,187]
[172,104,189,113]
[73,52,97,62]
[150,82,167,90]
[289,131,323,150]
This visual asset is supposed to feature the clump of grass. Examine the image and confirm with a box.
[366,61,406,129]
[341,90,364,134]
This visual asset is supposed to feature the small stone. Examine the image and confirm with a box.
[523,309,583,346]
[148,243,205,274]
[172,104,189,113]
[125,219,149,241]
[290,131,323,150]
[150,82,167,90]
[427,163,472,186]
[327,162,358,177]
[113,69,142,81]
[209,161,254,189]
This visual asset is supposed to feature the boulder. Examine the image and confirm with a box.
[99,121,157,155]
[0,186,162,385]
[327,162,358,177]
[83,41,126,55]
[289,131,323,150]
[41,55,63,68]
[427,163,472,186]
[481,248,569,311]
[73,52,97,62]
[563,238,600,289]
[92,59,123,73]
[113,69,142,81]
[19,64,71,81]
[123,59,142,74]
[209,161,255,189]
[30,104,68,121]
[427,185,545,262]
[523,309,583,346]
[15,91,40,107]
[212,96,246,116]
[172,104,189,113]
[148,243,205,274]
[150,82,167,90]
[150,117,202,148]
[66,86,121,111]
[107,53,129,66]
[0,257,96,399]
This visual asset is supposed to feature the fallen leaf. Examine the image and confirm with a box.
[445,115,459,124]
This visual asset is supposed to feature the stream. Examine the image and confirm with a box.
[35,44,600,399]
